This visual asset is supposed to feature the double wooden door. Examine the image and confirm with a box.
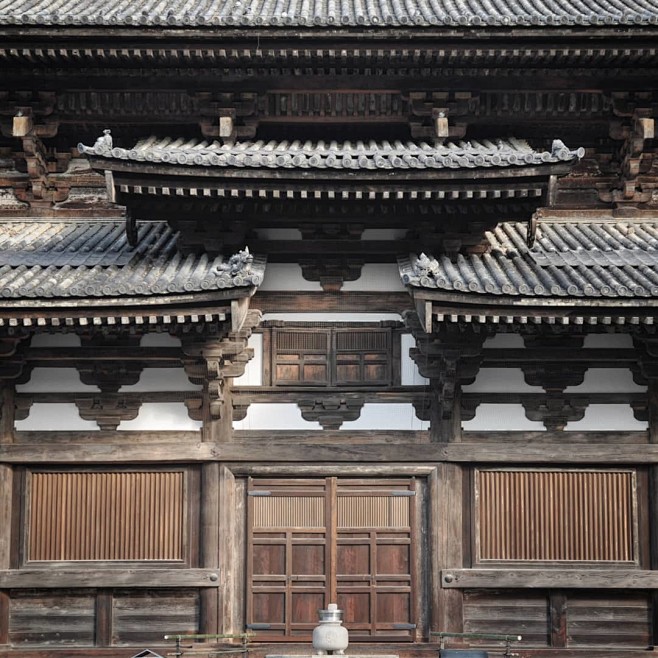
[247,477,418,641]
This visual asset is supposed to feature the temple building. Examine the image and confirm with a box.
[0,0,657,656]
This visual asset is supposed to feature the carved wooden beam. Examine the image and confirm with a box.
[74,395,142,430]
[521,394,589,431]
[297,395,365,430]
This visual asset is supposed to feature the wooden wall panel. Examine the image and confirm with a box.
[476,469,636,563]
[463,590,550,648]
[112,589,200,645]
[567,592,652,648]
[27,471,185,562]
[9,590,95,646]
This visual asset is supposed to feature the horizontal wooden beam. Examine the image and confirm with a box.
[252,291,412,314]
[441,568,658,589]
[0,568,217,589]
[0,439,655,464]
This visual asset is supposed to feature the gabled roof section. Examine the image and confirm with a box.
[1,0,657,27]
[0,220,265,300]
[79,136,584,172]
[400,221,658,300]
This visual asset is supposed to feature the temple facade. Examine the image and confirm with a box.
[0,1,658,657]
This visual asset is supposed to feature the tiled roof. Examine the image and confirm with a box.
[79,136,584,171]
[0,0,656,27]
[0,221,265,299]
[400,222,658,299]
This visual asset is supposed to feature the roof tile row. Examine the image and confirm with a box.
[79,135,584,171]
[0,0,656,27]
[0,221,265,299]
[400,222,658,299]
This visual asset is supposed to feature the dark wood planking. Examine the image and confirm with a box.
[549,591,568,648]
[441,569,658,589]
[0,569,218,589]
[253,292,412,315]
[4,439,658,464]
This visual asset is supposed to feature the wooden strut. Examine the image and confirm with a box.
[431,631,523,658]
[165,633,256,658]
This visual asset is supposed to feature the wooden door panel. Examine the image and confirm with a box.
[248,478,416,641]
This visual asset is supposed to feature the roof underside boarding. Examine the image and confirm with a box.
[400,222,658,322]
[1,0,657,28]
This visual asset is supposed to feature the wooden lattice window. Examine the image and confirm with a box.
[272,327,393,386]
[475,469,638,563]
[26,470,187,562]
[247,477,417,641]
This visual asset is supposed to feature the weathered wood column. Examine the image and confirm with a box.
[407,313,488,442]
[634,334,658,645]
[182,310,261,443]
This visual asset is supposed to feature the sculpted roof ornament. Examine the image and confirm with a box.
[1,0,656,27]
[78,136,584,171]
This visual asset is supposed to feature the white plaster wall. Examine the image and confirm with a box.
[341,403,428,430]
[565,404,648,431]
[234,333,263,386]
[30,333,81,347]
[400,333,428,385]
[462,403,546,431]
[565,368,646,393]
[17,367,99,392]
[341,264,406,291]
[583,333,634,348]
[233,403,321,430]
[119,403,202,431]
[463,368,539,393]
[15,403,98,431]
[140,333,182,347]
[258,264,322,291]
[120,368,201,392]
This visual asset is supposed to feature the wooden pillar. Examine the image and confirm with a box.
[648,380,658,645]
[0,462,11,647]
[200,462,220,635]
[0,386,14,444]
[433,464,464,636]
[95,590,113,646]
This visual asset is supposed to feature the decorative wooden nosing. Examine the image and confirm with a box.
[299,258,364,292]
[0,338,31,384]
[406,312,489,421]
[521,394,589,431]
[14,396,33,422]
[182,310,261,420]
[74,395,141,430]
[521,335,587,392]
[297,396,365,430]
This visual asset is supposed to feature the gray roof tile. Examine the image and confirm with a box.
[79,135,584,171]
[0,0,656,27]
[0,221,265,299]
[400,221,658,299]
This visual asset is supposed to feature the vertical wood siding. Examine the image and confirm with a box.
[28,471,185,561]
[252,496,324,529]
[337,496,408,528]
[477,470,636,562]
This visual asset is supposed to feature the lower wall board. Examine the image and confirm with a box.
[112,589,200,645]
[463,590,550,648]
[566,592,652,648]
[9,590,95,646]
[6,589,200,649]
[462,589,652,650]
